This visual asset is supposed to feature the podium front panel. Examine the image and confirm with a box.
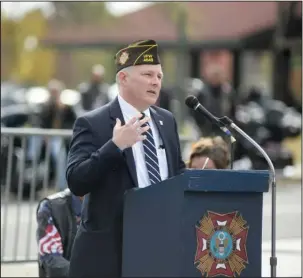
[181,191,263,277]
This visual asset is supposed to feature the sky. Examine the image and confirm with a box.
[1,2,153,19]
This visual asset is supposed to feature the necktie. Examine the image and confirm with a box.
[141,113,162,184]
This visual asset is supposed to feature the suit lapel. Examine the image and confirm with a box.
[150,107,174,177]
[109,98,138,187]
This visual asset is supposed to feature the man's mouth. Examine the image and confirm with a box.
[147,90,156,95]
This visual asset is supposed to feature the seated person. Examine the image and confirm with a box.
[36,188,83,277]
[188,136,230,169]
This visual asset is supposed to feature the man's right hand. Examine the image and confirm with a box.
[112,114,150,151]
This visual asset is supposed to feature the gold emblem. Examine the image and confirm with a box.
[119,51,129,65]
[143,54,153,62]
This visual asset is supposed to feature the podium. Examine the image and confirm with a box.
[122,169,269,277]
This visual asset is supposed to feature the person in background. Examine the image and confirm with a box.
[27,80,77,191]
[156,87,174,112]
[187,136,230,169]
[78,64,110,111]
[36,189,83,277]
[41,79,76,130]
[44,79,74,190]
[192,66,236,136]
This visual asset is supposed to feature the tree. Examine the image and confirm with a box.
[1,15,18,80]
[1,9,56,85]
[18,10,56,85]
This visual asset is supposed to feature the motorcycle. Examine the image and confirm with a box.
[233,94,301,170]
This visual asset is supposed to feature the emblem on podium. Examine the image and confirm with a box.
[194,211,249,277]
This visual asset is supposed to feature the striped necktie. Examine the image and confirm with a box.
[141,113,162,184]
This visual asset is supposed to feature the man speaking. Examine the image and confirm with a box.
[66,39,185,278]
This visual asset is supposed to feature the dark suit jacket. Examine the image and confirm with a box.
[66,97,185,278]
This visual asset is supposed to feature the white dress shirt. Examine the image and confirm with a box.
[118,94,168,188]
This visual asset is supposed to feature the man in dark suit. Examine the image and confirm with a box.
[66,39,185,278]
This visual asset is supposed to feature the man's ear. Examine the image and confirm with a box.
[118,71,128,85]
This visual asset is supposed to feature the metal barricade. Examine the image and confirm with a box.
[1,127,194,263]
[1,127,72,263]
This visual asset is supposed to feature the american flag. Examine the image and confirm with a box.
[39,223,63,256]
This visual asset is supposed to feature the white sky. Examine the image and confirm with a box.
[1,2,153,19]
[107,2,153,16]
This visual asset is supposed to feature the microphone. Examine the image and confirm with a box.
[185,95,236,142]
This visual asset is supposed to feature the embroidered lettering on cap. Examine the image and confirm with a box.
[143,54,154,62]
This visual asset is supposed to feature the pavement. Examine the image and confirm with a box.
[262,238,301,277]
[1,180,301,277]
[1,262,38,277]
[1,238,301,277]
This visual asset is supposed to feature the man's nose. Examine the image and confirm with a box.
[151,77,161,87]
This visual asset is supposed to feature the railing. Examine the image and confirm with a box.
[1,128,73,263]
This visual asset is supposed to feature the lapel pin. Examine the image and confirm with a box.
[159,120,163,126]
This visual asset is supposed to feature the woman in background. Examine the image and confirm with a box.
[187,136,230,170]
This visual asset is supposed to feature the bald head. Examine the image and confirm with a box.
[91,64,105,83]
[207,65,224,86]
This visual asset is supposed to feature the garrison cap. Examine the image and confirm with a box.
[115,39,161,73]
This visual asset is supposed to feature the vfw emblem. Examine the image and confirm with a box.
[194,211,249,277]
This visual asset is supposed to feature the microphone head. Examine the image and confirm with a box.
[185,95,199,109]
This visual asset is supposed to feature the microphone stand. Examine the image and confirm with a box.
[219,125,236,170]
[219,116,277,277]
[229,138,235,170]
